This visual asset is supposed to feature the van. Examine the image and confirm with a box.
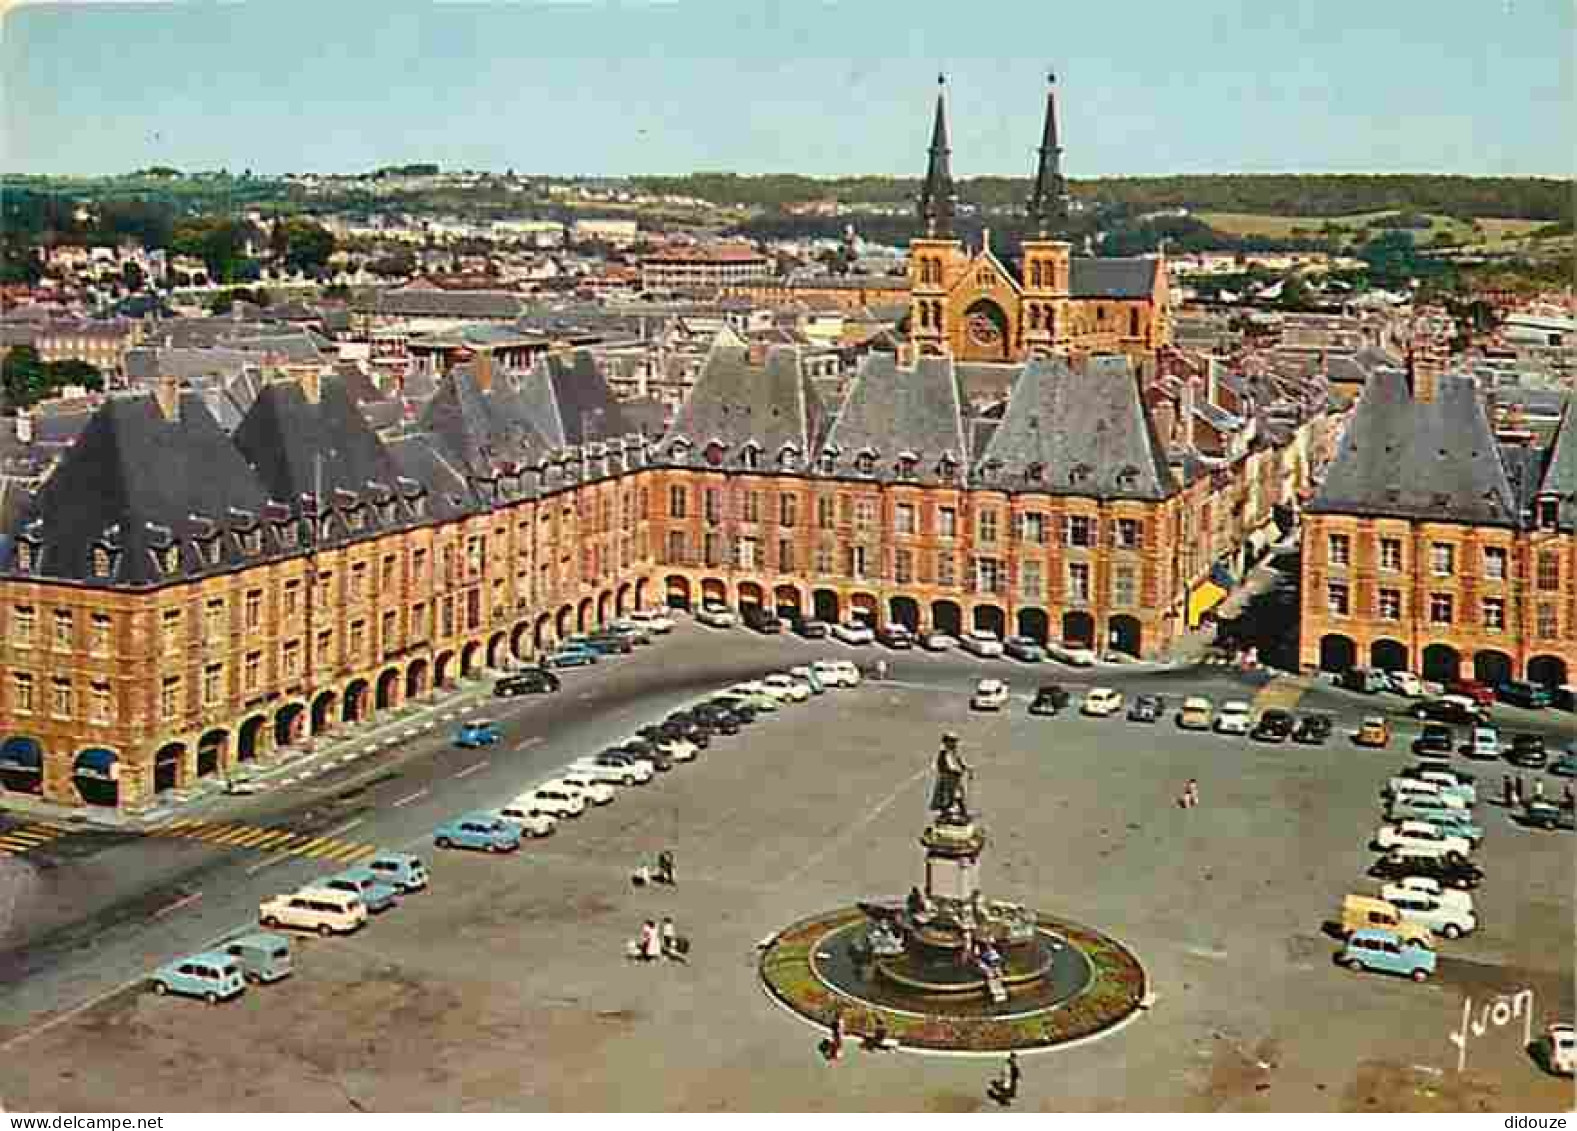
[1340,895,1435,948]
[1341,667,1389,694]
[223,932,294,983]
[365,852,428,893]
[152,951,247,1003]
[259,887,368,936]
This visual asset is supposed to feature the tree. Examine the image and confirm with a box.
[276,218,336,278]
[2,346,103,409]
[170,217,253,284]
[122,261,146,293]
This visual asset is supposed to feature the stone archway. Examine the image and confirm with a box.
[774,583,802,618]
[737,581,765,610]
[959,297,1012,363]
[1062,610,1095,648]
[931,599,963,636]
[342,679,370,723]
[311,690,339,735]
[665,575,692,610]
[237,715,267,762]
[435,651,455,687]
[849,592,878,626]
[73,747,119,807]
[1108,614,1142,657]
[460,641,482,677]
[1318,634,1357,673]
[196,728,228,778]
[890,595,921,632]
[635,577,651,609]
[1370,639,1409,673]
[511,622,532,662]
[376,667,401,711]
[1421,643,1461,684]
[1016,607,1049,645]
[1473,649,1513,688]
[274,702,305,748]
[0,735,45,796]
[577,597,594,633]
[154,741,185,794]
[597,590,613,626]
[487,632,509,669]
[556,605,575,638]
[534,614,554,652]
[406,658,430,700]
[616,582,633,616]
[812,588,840,623]
[973,604,1006,637]
[1528,654,1569,689]
[700,577,727,606]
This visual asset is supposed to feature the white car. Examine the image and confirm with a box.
[832,620,876,645]
[788,665,827,694]
[1407,769,1476,805]
[497,799,559,836]
[1547,1022,1576,1076]
[960,630,1005,658]
[971,678,1010,711]
[654,736,698,762]
[556,773,617,806]
[696,602,736,628]
[1374,820,1473,857]
[571,757,653,786]
[628,609,675,634]
[1081,686,1123,716]
[812,659,861,688]
[259,888,367,936]
[1469,725,1499,759]
[1386,777,1468,810]
[1047,640,1097,667]
[1383,890,1477,939]
[762,673,813,703]
[1381,877,1475,917]
[523,785,586,818]
[1386,670,1426,697]
[1214,700,1253,735]
[922,632,958,652]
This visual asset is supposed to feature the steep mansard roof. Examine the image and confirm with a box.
[1537,402,1577,531]
[660,342,826,471]
[819,353,969,485]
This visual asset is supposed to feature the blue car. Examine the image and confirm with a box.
[454,719,502,748]
[434,813,521,853]
[547,646,598,669]
[1004,635,1047,662]
[1550,751,1577,777]
[1339,927,1437,982]
[152,950,247,1003]
[365,852,429,893]
[322,867,400,913]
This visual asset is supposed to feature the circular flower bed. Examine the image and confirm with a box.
[759,906,1147,1053]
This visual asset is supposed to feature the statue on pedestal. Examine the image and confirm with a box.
[930,732,972,824]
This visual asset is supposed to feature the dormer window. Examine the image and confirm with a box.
[1069,463,1093,488]
[855,450,877,476]
[740,444,761,471]
[939,455,958,480]
[778,444,800,471]
[668,438,692,464]
[278,522,299,549]
[1116,465,1140,492]
[319,515,336,541]
[897,454,918,480]
[704,441,726,468]
[241,528,262,555]
[15,540,36,573]
[1537,495,1559,529]
[347,507,366,532]
[819,450,837,475]
[1026,462,1045,484]
[161,546,180,575]
[91,547,113,578]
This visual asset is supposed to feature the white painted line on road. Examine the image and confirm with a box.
[421,722,436,732]
[520,736,543,749]
[391,788,429,808]
[245,854,292,876]
[328,817,365,838]
[454,760,489,779]
[404,729,420,739]
[153,891,202,919]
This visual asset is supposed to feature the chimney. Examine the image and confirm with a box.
[153,373,181,420]
[287,364,322,404]
[15,410,34,445]
[1412,342,1441,405]
[474,349,494,393]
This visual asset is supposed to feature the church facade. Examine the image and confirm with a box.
[907,76,1171,366]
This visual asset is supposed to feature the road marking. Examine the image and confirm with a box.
[245,854,292,876]
[454,760,489,779]
[251,829,296,849]
[391,788,428,808]
[780,761,932,886]
[328,817,365,838]
[296,836,335,856]
[152,891,201,919]
[320,842,371,864]
[520,736,543,749]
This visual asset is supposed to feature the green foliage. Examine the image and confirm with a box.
[2,345,103,409]
[170,217,257,283]
[274,217,336,277]
[373,163,440,178]
[1,241,44,285]
[207,286,271,314]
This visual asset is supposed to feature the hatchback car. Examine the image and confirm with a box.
[1448,679,1497,707]
[1413,724,1455,757]
[1293,712,1333,744]
[627,609,675,634]
[961,630,1005,658]
[1508,733,1548,768]
[365,852,428,893]
[321,868,400,914]
[1177,697,1214,730]
[1251,709,1295,742]
[546,646,598,668]
[152,952,247,1004]
[573,756,653,787]
[454,719,502,748]
[1127,694,1164,723]
[696,602,737,629]
[1353,715,1391,748]
[557,773,618,805]
[1466,725,1502,761]
[876,624,916,649]
[433,813,522,853]
[496,800,559,837]
[971,679,1010,711]
[1544,1022,1576,1077]
[792,616,830,640]
[525,785,588,817]
[1029,684,1070,716]
[761,673,813,702]
[1498,680,1552,709]
[1339,927,1437,982]
[1385,670,1426,698]
[1522,800,1576,832]
[742,606,783,634]
[922,632,959,652]
[1047,641,1098,667]
[494,669,560,697]
[1081,687,1124,717]
[1003,635,1046,662]
[1380,876,1474,918]
[811,659,861,688]
[1412,696,1487,726]
[1214,701,1253,736]
[832,620,876,645]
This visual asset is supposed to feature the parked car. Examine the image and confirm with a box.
[573,756,653,786]
[627,609,675,634]
[636,720,706,750]
[577,632,633,655]
[742,605,783,634]
[1447,678,1497,707]
[1394,806,1484,846]
[696,602,736,629]
[971,678,1010,711]
[653,735,698,763]
[433,814,522,853]
[1370,848,1483,890]
[152,952,247,1003]
[1081,687,1124,717]
[320,868,400,914]
[876,623,916,649]
[789,664,826,694]
[454,719,502,748]
[1385,776,1468,810]
[1496,680,1551,709]
[717,686,779,712]
[1374,820,1474,857]
[1029,684,1070,716]
[1542,1022,1576,1077]
[1412,696,1487,725]
[1127,694,1165,723]
[1398,767,1476,803]
[1380,876,1474,918]
[1353,715,1391,748]
[1177,696,1214,730]
[527,784,589,817]
[1522,800,1576,832]
[1413,724,1455,757]
[1550,749,1577,777]
[494,669,561,697]
[557,772,617,806]
[792,616,830,640]
[1339,894,1435,947]
[1465,725,1502,761]
[1214,700,1253,736]
[259,887,368,934]
[1385,670,1426,697]
[922,632,959,652]
[1508,733,1548,768]
[762,673,813,702]
[1339,927,1437,982]
[546,645,599,668]
[1251,708,1296,742]
[1340,667,1389,694]
[811,659,862,688]
[221,933,293,984]
[1293,712,1333,744]
[1003,635,1046,662]
[961,630,1005,658]
[1047,640,1097,667]
[832,620,876,645]
[364,852,428,893]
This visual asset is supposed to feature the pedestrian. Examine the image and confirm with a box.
[1562,783,1573,810]
[657,848,675,886]
[1184,778,1201,808]
[1503,774,1514,808]
[1519,774,1530,808]
[1534,778,1545,802]
[660,916,686,963]
[821,1008,845,1062]
[988,1052,1021,1105]
[642,919,662,962]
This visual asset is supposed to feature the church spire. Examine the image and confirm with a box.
[1026,70,1068,236]
[917,73,957,238]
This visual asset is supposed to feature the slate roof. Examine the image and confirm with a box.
[532,350,635,447]
[357,289,524,321]
[1308,369,1519,527]
[420,363,553,478]
[1069,258,1159,299]
[819,353,968,484]
[661,342,826,470]
[1537,403,1577,531]
[978,354,1178,500]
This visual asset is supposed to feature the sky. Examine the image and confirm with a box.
[1,0,1571,178]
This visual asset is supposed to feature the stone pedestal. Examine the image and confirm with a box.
[920,818,986,904]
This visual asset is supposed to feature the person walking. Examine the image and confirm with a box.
[988,1052,1021,1105]
[823,1008,846,1062]
[660,916,686,962]
[1503,774,1514,808]
[1183,778,1200,809]
[1533,778,1545,802]
[657,849,675,886]
[636,919,659,962]
[1519,774,1530,808]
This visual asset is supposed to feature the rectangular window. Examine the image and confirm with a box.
[383,553,399,588]
[1379,538,1403,572]
[1483,546,1507,583]
[53,609,73,651]
[1378,588,1402,621]
[703,489,721,524]
[977,509,999,544]
[161,675,181,720]
[90,680,113,724]
[735,538,759,570]
[779,493,797,527]
[895,502,917,536]
[1065,515,1094,548]
[815,544,835,575]
[778,538,794,573]
[412,548,428,584]
[895,548,914,584]
[743,491,761,524]
[854,498,877,534]
[318,626,336,664]
[162,607,182,650]
[465,590,480,631]
[411,603,428,639]
[1113,565,1137,607]
[817,496,836,530]
[1536,602,1559,639]
[317,568,336,607]
[848,545,869,579]
[283,579,301,618]
[245,588,263,630]
[283,639,302,678]
[1429,593,1453,625]
[668,485,688,519]
[12,605,35,648]
[705,533,725,568]
[83,613,110,657]
[50,677,72,718]
[974,557,1003,594]
[350,562,368,601]
[349,619,366,657]
[1068,562,1091,603]
[1327,582,1350,616]
[1430,542,1455,577]
[1537,550,1560,591]
[204,598,225,641]
[1328,533,1350,567]
[938,506,957,539]
[381,611,397,652]
[666,530,687,564]
[244,650,262,693]
[12,672,34,714]
[937,553,956,587]
[203,662,223,707]
[1482,596,1505,631]
[1021,560,1043,600]
[1113,518,1141,550]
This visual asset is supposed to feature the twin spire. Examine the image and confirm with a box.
[916,72,1067,240]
